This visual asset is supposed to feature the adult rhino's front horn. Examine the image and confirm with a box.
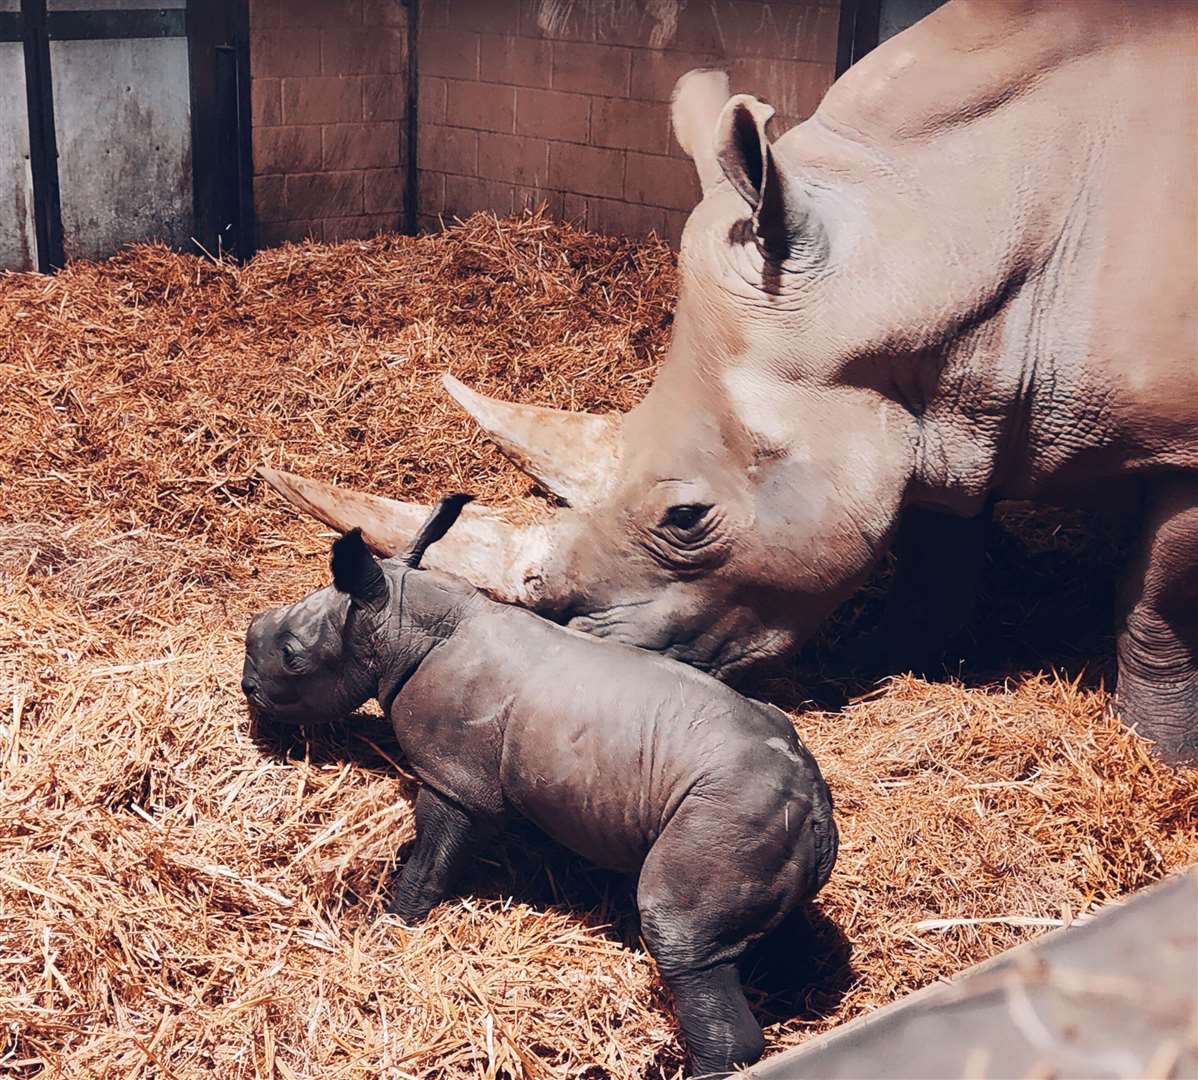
[257,466,553,606]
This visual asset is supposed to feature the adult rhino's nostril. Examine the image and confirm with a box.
[241,676,258,698]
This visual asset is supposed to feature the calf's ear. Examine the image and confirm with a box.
[405,493,474,568]
[715,94,789,261]
[331,528,389,609]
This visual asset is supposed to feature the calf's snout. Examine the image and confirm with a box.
[240,657,259,699]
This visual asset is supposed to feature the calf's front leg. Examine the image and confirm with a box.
[386,785,476,922]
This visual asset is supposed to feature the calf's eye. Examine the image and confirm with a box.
[661,504,710,532]
[281,642,302,670]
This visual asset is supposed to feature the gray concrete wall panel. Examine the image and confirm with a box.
[51,36,193,261]
[0,41,36,270]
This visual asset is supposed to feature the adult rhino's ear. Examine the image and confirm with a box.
[671,68,730,196]
[715,94,789,262]
[331,528,388,610]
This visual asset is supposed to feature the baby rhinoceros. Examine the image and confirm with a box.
[242,495,838,1077]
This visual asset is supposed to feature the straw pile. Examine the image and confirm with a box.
[1,213,1194,1079]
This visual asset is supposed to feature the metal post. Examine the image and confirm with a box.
[188,0,255,261]
[404,0,419,235]
[835,0,882,78]
[21,0,64,271]
[230,0,254,258]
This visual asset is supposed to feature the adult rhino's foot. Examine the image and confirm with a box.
[1115,615,1198,767]
[1114,477,1198,768]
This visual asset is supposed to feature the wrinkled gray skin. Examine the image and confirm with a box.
[263,0,1198,764]
[242,514,837,1077]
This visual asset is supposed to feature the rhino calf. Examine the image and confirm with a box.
[242,496,838,1076]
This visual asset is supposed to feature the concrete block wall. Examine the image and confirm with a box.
[416,0,840,245]
[249,0,410,246]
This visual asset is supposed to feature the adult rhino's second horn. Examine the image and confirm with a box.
[257,466,551,604]
[441,374,621,509]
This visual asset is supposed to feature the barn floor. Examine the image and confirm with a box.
[1,215,1195,1079]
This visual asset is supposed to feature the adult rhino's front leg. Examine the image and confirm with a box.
[386,785,477,922]
[1115,477,1198,765]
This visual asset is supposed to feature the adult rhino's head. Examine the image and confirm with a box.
[265,70,921,679]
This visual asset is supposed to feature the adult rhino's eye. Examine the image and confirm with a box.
[661,504,710,532]
[642,501,726,571]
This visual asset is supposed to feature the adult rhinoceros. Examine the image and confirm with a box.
[262,0,1198,763]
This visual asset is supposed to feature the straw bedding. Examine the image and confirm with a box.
[1,213,1194,1079]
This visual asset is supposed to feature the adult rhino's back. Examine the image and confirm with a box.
[802,0,1197,479]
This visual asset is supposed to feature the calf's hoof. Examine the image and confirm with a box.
[661,963,765,1078]
[687,1027,766,1079]
[382,888,438,925]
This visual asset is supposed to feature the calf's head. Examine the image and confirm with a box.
[263,71,919,679]
[242,496,472,722]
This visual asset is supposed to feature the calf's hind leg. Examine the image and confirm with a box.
[386,785,476,922]
[1115,477,1198,765]
[637,801,805,1076]
[654,962,762,1079]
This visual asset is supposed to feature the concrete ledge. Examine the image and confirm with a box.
[744,868,1198,1080]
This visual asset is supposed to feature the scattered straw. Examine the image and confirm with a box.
[1,212,1194,1078]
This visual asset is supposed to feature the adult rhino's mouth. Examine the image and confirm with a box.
[563,606,786,683]
[565,605,660,643]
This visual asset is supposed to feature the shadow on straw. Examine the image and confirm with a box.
[743,903,855,1029]
[752,503,1132,714]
